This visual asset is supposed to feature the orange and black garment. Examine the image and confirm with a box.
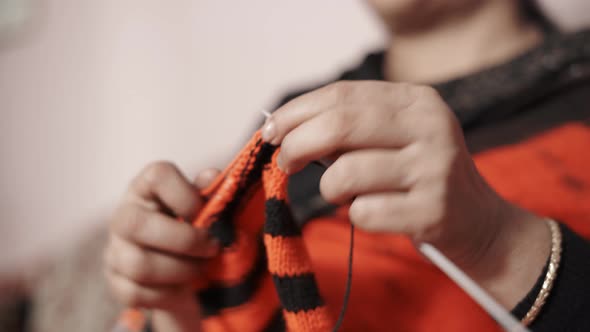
[113,130,335,332]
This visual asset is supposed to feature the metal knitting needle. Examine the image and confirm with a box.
[260,109,530,332]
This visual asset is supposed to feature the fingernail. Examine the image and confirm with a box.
[261,120,277,145]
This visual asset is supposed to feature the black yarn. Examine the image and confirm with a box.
[332,223,354,332]
[264,198,302,237]
[198,238,269,316]
[272,274,325,312]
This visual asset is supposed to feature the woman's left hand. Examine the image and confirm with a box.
[261,81,549,303]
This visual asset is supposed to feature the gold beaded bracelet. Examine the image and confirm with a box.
[521,219,562,326]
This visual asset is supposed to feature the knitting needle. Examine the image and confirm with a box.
[417,242,530,332]
[260,109,530,332]
[261,109,273,119]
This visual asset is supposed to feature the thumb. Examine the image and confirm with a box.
[193,168,221,189]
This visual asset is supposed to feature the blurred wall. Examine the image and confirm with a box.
[0,0,385,278]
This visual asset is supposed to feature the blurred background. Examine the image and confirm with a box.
[0,0,589,330]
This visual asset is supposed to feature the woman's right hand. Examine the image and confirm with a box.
[104,161,221,332]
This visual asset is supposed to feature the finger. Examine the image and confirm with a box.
[106,269,186,309]
[111,205,219,258]
[193,168,221,189]
[262,81,353,145]
[265,81,420,146]
[348,192,418,234]
[104,236,203,285]
[278,106,419,173]
[128,161,201,219]
[319,148,417,204]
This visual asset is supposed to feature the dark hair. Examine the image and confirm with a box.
[520,0,557,33]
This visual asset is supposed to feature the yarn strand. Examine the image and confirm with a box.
[332,223,354,332]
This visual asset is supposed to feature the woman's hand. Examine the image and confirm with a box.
[104,162,221,332]
[263,80,550,307]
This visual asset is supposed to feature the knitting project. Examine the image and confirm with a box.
[114,130,338,332]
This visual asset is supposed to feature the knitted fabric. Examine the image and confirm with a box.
[113,130,333,332]
[111,122,590,332]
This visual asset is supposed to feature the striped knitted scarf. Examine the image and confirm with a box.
[114,130,347,332]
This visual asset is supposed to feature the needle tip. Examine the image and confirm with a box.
[261,109,272,119]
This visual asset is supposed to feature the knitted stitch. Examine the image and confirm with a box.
[113,130,333,332]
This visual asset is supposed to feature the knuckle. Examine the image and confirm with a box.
[106,274,140,306]
[409,89,456,137]
[393,149,419,188]
[176,235,202,256]
[326,80,354,101]
[117,205,147,237]
[405,85,438,110]
[416,114,452,144]
[142,160,176,188]
[325,109,354,144]
[396,82,419,96]
[348,199,368,226]
[119,284,145,307]
[121,247,150,282]
[318,174,337,203]
[434,112,457,134]
[413,84,439,100]
[329,158,356,197]
[349,198,386,233]
[389,82,422,108]
[350,209,380,233]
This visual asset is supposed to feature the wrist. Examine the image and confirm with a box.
[466,203,551,308]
